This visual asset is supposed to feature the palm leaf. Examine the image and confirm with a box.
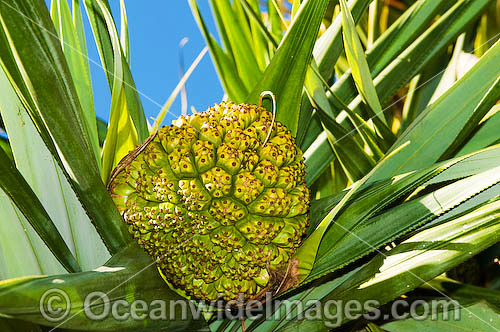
[0,0,130,254]
[247,0,331,135]
[276,199,500,330]
[0,146,80,273]
[82,0,148,142]
[0,68,109,275]
[370,36,500,182]
[0,245,208,331]
[51,0,100,165]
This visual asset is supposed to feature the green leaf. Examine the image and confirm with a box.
[82,0,113,85]
[241,0,335,150]
[73,0,88,66]
[247,0,331,136]
[339,0,386,125]
[300,111,321,151]
[322,122,376,182]
[208,0,233,59]
[346,0,491,112]
[457,106,500,156]
[332,0,449,105]
[0,318,42,332]
[291,0,300,18]
[210,0,261,91]
[294,168,369,283]
[424,276,500,307]
[0,189,47,278]
[367,1,380,48]
[0,0,131,254]
[400,56,449,132]
[119,0,130,64]
[304,130,373,185]
[297,144,500,285]
[312,159,349,199]
[267,0,284,42]
[0,136,12,160]
[0,68,109,273]
[427,33,466,104]
[382,302,500,332]
[327,0,486,128]
[369,36,500,182]
[240,0,272,71]
[309,160,500,283]
[307,65,386,162]
[298,154,453,283]
[366,323,385,332]
[0,77,65,278]
[238,0,278,48]
[97,117,108,145]
[83,0,148,142]
[232,0,257,58]
[307,0,487,185]
[308,0,474,184]
[314,0,368,82]
[0,244,208,331]
[245,267,356,332]
[426,145,500,185]
[401,75,424,132]
[304,131,335,184]
[308,191,347,237]
[51,0,100,166]
[101,82,138,184]
[439,75,500,160]
[98,0,139,184]
[189,0,248,102]
[278,199,500,331]
[305,65,381,181]
[0,147,80,273]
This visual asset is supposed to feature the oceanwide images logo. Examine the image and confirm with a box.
[40,289,71,322]
[40,289,461,327]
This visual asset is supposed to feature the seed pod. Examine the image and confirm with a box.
[108,101,310,302]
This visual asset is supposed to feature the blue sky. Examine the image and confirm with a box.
[47,0,224,125]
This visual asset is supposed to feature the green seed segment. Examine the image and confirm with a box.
[109,102,310,301]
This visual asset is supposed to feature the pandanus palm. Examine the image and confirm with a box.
[1,0,500,331]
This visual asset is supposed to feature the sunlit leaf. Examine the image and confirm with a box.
[0,0,131,254]
[339,0,386,125]
[83,0,148,142]
[0,146,80,273]
[0,244,208,331]
[247,0,331,136]
[51,0,100,165]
